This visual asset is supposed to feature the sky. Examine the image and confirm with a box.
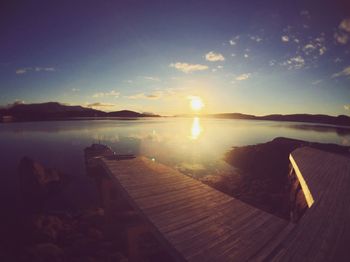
[1,0,350,116]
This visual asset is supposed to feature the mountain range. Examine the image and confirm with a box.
[1,102,349,127]
[203,113,350,127]
[0,102,159,121]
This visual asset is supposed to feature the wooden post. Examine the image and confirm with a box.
[127,224,152,262]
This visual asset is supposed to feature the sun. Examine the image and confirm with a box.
[190,96,204,112]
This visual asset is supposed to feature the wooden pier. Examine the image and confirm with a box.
[99,147,350,261]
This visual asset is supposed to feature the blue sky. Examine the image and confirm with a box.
[1,0,350,115]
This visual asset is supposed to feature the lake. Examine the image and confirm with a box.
[1,117,349,214]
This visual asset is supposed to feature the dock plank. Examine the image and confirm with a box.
[265,147,350,262]
[100,148,350,262]
[101,156,291,261]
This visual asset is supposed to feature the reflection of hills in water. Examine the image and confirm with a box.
[1,119,350,221]
[285,123,350,136]
[0,118,163,134]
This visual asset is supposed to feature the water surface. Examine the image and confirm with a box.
[1,117,349,213]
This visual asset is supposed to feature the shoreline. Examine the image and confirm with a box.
[2,116,350,132]
[2,137,350,260]
[203,137,350,219]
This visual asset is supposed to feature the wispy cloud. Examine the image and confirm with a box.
[235,73,251,81]
[126,92,161,100]
[35,67,55,72]
[250,35,263,42]
[332,66,350,78]
[312,79,322,85]
[126,87,181,100]
[279,30,326,70]
[319,46,327,55]
[281,35,289,42]
[334,32,349,45]
[339,18,350,33]
[72,88,80,92]
[144,76,160,81]
[344,104,350,110]
[15,66,55,74]
[303,43,316,52]
[335,18,350,44]
[281,26,303,45]
[302,34,326,56]
[205,51,225,62]
[212,65,224,72]
[283,55,305,69]
[92,90,120,98]
[229,35,240,46]
[169,62,208,73]
[16,68,29,74]
[229,40,236,45]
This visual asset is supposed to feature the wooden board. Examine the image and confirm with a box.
[101,156,291,261]
[101,148,350,262]
[267,147,350,262]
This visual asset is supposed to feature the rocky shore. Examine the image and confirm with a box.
[3,138,350,261]
[1,157,170,262]
[204,137,350,219]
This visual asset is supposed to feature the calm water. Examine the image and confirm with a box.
[1,117,349,213]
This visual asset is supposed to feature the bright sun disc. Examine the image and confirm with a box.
[190,97,204,111]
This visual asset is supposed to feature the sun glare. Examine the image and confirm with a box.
[190,96,204,112]
[191,117,202,139]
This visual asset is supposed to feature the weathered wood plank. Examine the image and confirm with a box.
[182,209,273,260]
[173,207,262,260]
[138,186,224,211]
[266,147,350,262]
[126,182,205,200]
[165,198,252,242]
[101,157,291,261]
[100,148,350,262]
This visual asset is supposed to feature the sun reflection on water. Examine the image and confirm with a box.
[191,117,202,140]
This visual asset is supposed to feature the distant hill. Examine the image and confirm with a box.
[0,102,106,120]
[0,102,159,121]
[107,110,159,117]
[205,113,350,127]
[1,102,349,126]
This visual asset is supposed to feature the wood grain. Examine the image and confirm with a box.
[100,147,350,262]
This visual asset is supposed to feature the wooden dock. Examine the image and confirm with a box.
[274,147,350,262]
[100,147,350,261]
